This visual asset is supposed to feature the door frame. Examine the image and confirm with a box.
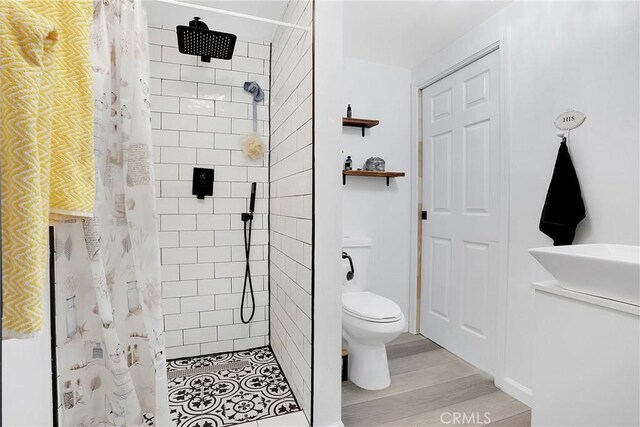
[409,32,515,398]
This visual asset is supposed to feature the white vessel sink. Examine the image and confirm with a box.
[529,244,640,306]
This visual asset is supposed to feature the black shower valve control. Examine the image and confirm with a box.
[192,167,214,200]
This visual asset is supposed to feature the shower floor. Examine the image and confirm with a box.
[167,346,301,427]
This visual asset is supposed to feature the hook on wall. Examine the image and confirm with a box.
[554,109,586,146]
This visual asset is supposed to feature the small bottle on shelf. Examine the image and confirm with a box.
[344,156,353,171]
[347,104,352,118]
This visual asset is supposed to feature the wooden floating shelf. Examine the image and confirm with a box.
[342,117,379,137]
[343,170,406,186]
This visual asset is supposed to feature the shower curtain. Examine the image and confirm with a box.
[54,0,169,425]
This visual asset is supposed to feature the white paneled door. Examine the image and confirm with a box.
[420,50,501,374]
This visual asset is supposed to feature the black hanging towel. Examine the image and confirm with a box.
[539,138,586,245]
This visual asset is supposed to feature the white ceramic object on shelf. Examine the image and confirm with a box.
[363,157,385,171]
[529,244,640,306]
[341,237,406,390]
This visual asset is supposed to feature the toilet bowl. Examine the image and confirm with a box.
[341,237,406,390]
[342,291,406,390]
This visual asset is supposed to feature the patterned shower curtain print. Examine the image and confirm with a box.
[54,0,169,425]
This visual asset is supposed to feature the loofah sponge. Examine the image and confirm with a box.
[241,134,265,160]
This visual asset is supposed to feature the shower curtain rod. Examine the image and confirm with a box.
[153,0,311,32]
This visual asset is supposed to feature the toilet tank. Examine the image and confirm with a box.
[342,237,372,292]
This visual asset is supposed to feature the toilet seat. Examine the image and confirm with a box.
[342,291,402,323]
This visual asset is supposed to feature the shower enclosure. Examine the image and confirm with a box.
[51,1,315,426]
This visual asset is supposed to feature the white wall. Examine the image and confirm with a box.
[314,0,345,426]
[147,25,271,359]
[2,271,53,426]
[342,57,412,322]
[412,1,639,404]
[269,0,314,419]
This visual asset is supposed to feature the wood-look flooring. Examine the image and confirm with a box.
[342,334,531,427]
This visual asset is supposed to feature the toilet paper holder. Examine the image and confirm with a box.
[342,251,354,280]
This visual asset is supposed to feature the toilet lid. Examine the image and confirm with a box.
[342,292,402,323]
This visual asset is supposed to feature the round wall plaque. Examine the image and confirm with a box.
[554,110,586,131]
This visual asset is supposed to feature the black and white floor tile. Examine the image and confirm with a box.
[167,346,301,427]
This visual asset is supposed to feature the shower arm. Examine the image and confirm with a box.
[154,0,311,33]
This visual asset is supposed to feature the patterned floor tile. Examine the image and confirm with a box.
[258,411,309,426]
[167,346,301,427]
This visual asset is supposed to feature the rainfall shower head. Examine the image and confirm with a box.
[176,17,237,62]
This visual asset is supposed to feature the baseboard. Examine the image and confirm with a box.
[495,376,533,407]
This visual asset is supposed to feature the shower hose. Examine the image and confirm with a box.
[240,213,255,323]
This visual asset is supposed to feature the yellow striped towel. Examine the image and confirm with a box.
[32,0,95,220]
[1,0,58,338]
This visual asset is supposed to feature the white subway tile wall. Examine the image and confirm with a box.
[269,0,313,419]
[148,26,271,360]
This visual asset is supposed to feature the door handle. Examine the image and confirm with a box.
[422,211,427,220]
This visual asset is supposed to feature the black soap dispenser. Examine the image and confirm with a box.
[347,104,352,118]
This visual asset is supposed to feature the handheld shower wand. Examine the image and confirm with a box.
[241,183,257,323]
[249,182,256,214]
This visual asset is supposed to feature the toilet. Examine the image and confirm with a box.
[342,237,406,390]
